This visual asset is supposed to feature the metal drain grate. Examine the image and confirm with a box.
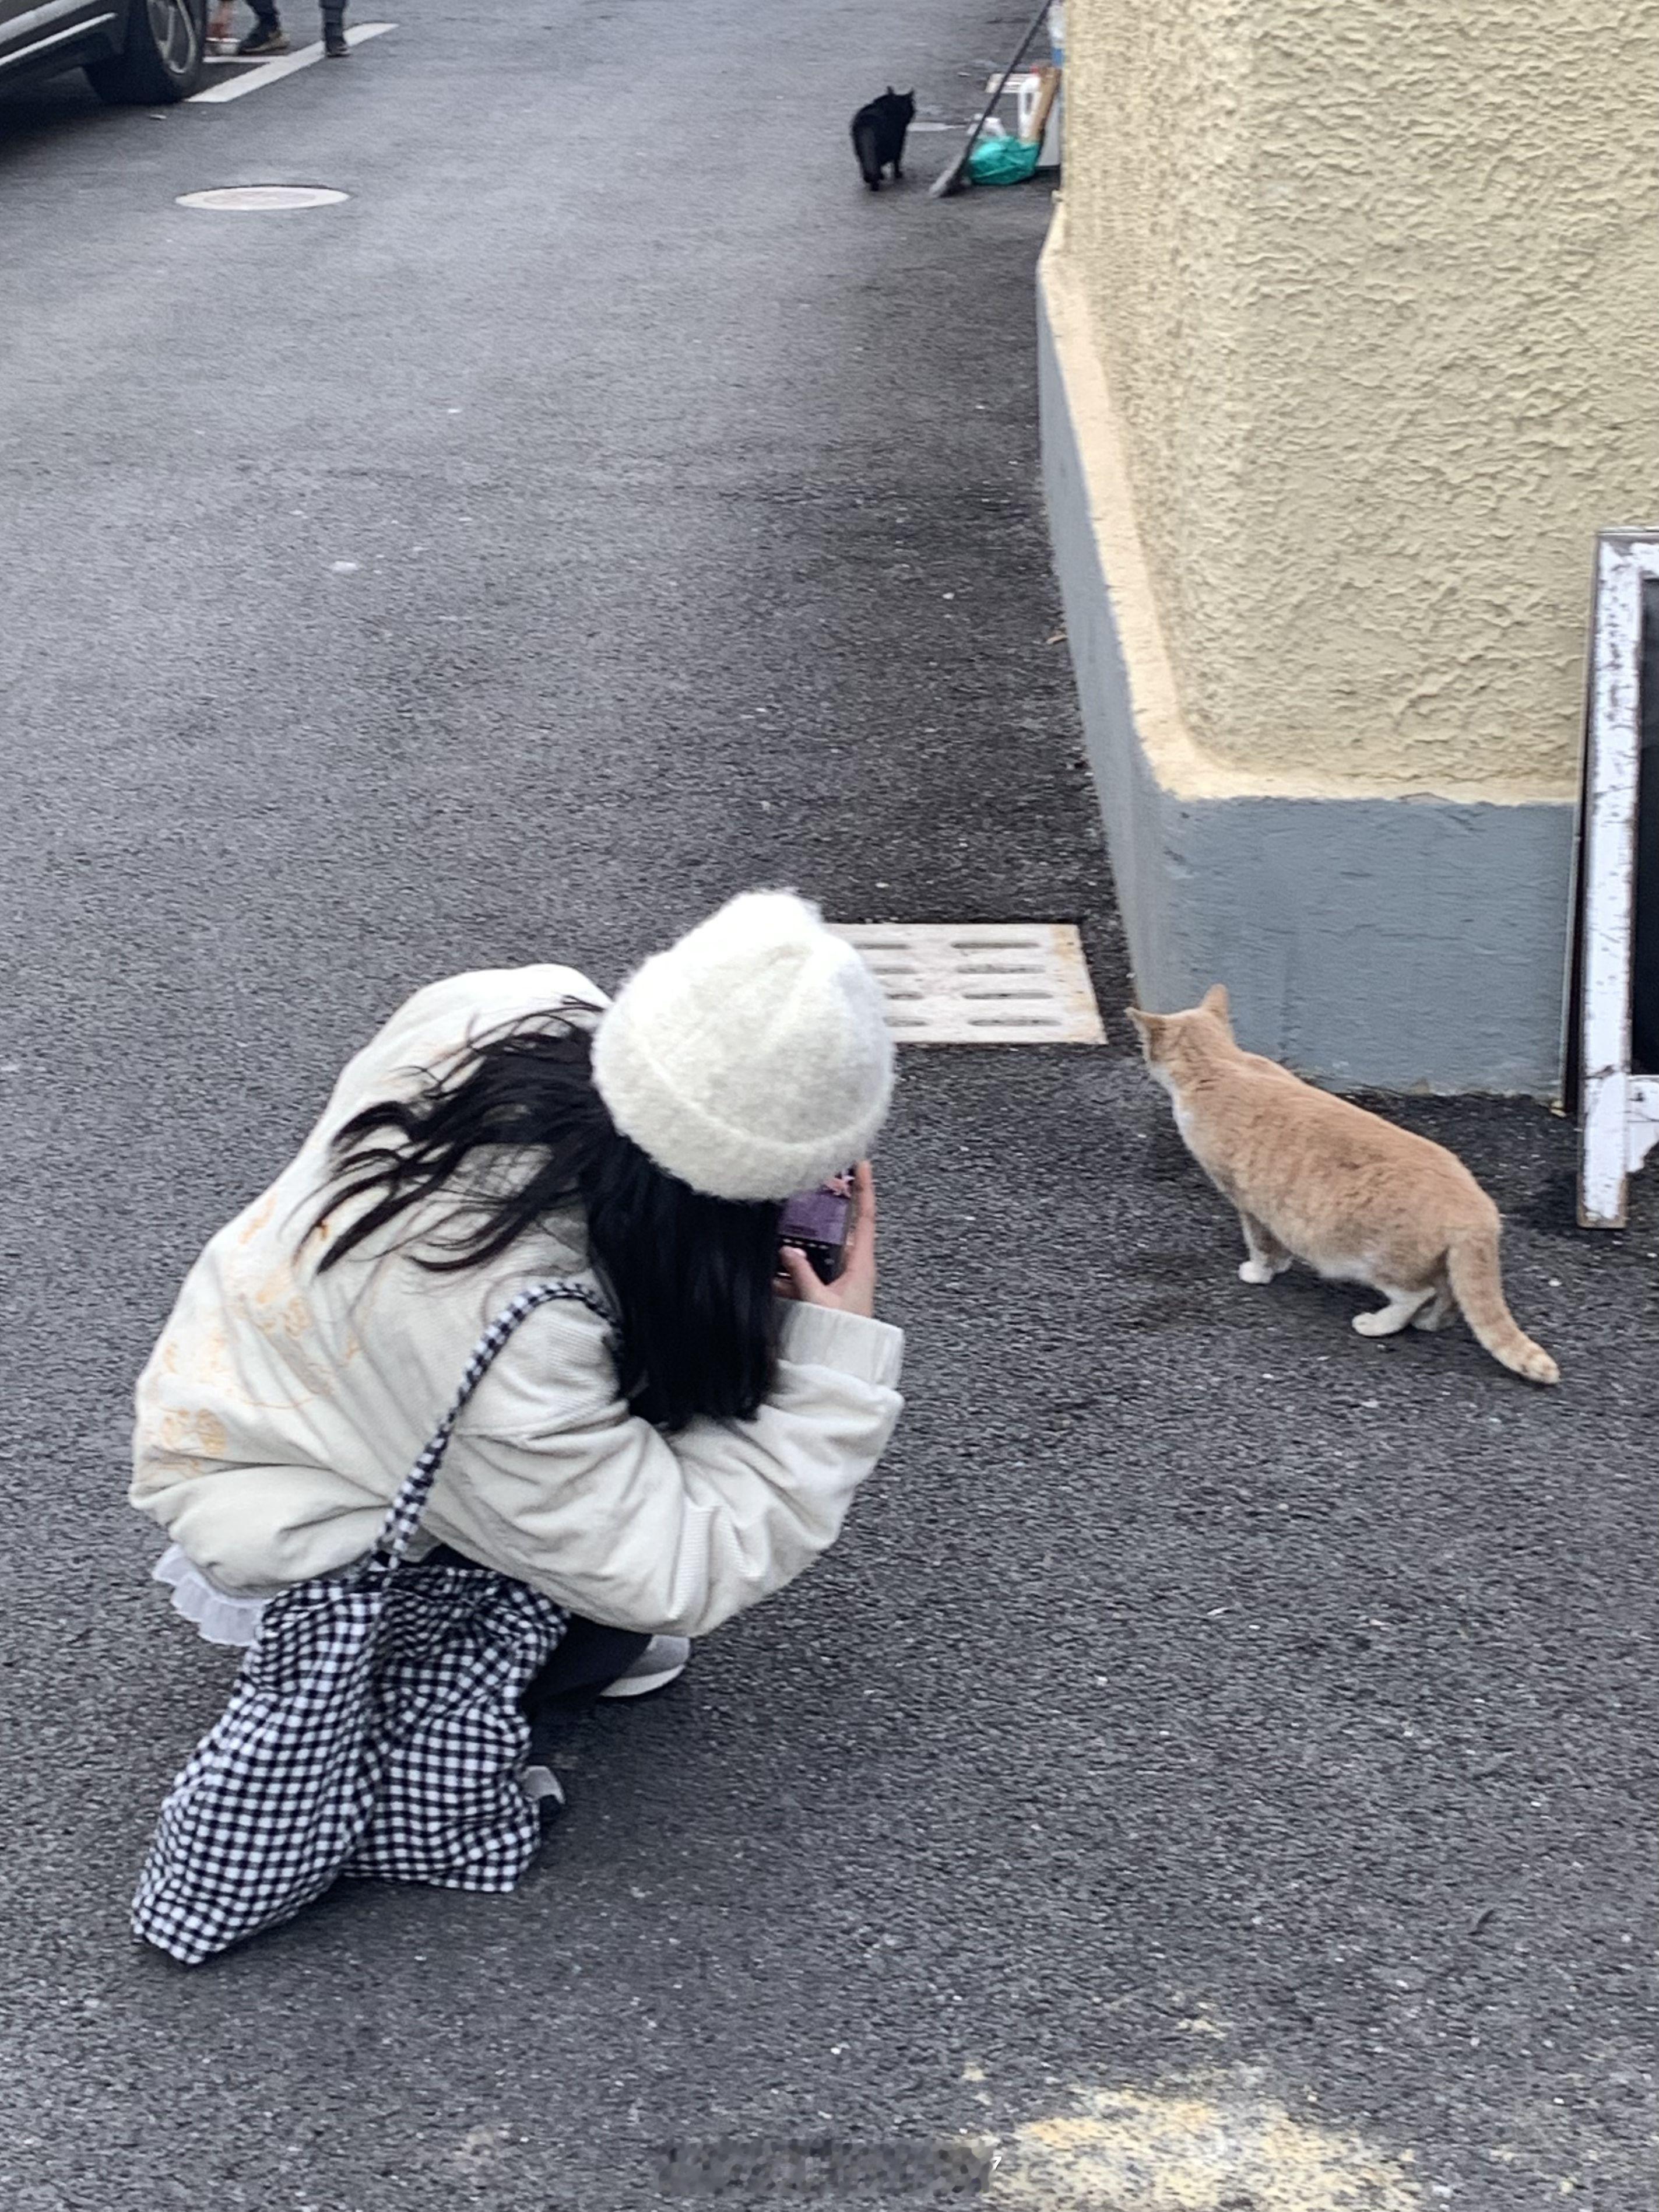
[832,922,1105,1044]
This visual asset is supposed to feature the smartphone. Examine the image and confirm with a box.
[777,1170,856,1284]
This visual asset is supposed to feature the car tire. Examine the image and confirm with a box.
[86,0,206,102]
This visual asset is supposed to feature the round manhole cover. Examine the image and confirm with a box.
[176,185,349,211]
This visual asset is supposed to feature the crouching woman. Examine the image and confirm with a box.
[131,890,903,1717]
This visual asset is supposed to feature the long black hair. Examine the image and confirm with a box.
[305,1005,782,1432]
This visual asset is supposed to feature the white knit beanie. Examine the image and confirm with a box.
[590,890,895,1202]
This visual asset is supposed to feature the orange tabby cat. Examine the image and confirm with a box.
[1129,985,1559,1385]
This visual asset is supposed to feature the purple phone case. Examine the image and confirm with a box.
[778,1187,851,1244]
[778,1174,855,1282]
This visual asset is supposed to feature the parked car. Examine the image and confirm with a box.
[0,0,206,103]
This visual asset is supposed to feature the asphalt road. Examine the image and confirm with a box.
[1,3,1655,2208]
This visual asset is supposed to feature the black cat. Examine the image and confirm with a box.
[850,87,916,191]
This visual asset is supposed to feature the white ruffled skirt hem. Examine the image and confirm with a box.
[152,1543,270,1648]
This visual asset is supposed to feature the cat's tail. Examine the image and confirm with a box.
[1445,1228,1559,1385]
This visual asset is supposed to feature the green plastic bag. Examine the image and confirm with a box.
[966,133,1041,186]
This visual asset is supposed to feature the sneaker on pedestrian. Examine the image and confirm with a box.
[597,1635,690,1699]
[236,16,288,52]
[323,19,349,55]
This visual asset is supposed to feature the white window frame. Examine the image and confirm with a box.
[1575,529,1659,1227]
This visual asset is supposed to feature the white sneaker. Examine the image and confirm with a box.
[597,1634,691,1698]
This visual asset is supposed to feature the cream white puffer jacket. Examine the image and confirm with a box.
[131,967,905,1639]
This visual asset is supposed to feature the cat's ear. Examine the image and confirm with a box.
[885,83,895,93]
[1200,982,1232,1033]
[1127,1007,1161,1055]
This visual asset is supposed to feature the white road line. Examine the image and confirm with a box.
[189,20,393,101]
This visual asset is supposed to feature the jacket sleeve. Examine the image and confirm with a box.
[417,1297,905,1639]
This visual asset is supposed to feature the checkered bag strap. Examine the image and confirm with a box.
[373,1279,614,1569]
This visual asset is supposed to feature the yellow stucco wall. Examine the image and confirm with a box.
[1056,0,1659,797]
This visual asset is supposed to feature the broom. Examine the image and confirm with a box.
[929,0,1055,199]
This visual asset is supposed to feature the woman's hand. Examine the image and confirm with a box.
[776,1160,878,1319]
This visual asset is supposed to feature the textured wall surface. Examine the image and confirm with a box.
[1058,0,1659,793]
[1039,275,1573,1090]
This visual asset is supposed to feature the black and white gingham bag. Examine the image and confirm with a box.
[132,1280,609,1966]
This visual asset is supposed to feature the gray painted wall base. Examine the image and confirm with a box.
[1038,288,1573,1094]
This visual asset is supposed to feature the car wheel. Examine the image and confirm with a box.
[86,0,206,103]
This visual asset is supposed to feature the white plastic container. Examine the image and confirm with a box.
[983,68,1063,170]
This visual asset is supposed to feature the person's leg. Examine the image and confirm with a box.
[236,0,288,54]
[530,1617,654,1703]
[321,0,347,55]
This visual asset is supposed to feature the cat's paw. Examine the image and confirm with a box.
[1238,1259,1277,1286]
[1352,1308,1396,1337]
